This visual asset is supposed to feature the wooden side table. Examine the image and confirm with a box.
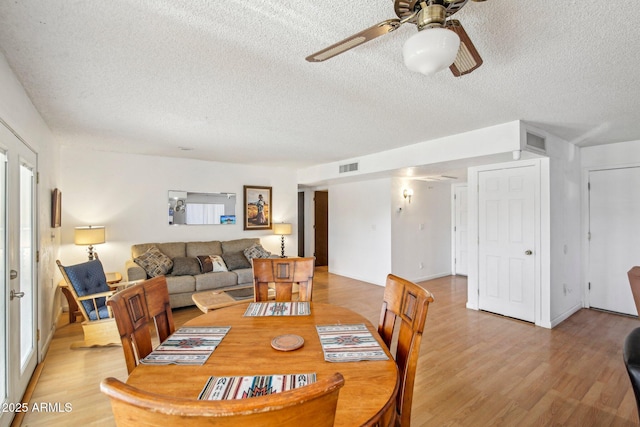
[59,272,123,323]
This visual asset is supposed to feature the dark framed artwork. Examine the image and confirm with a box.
[51,188,62,228]
[243,185,271,230]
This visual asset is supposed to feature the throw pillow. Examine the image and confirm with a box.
[196,255,228,273]
[171,257,201,276]
[243,243,272,260]
[221,251,251,271]
[134,246,173,278]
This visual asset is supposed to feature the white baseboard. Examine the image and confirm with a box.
[550,303,582,328]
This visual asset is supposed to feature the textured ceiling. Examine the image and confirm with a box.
[0,0,639,168]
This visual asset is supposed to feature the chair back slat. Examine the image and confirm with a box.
[252,257,315,302]
[101,372,345,427]
[378,274,434,427]
[143,276,175,342]
[629,267,640,316]
[108,283,152,374]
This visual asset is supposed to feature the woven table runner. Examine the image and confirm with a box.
[198,373,316,400]
[140,326,230,365]
[316,323,389,362]
[243,301,311,317]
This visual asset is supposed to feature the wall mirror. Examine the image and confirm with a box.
[168,190,236,225]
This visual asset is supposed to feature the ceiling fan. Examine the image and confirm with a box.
[306,0,486,76]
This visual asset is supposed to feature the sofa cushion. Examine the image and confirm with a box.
[165,275,196,294]
[134,246,173,277]
[221,252,251,270]
[196,255,228,273]
[235,267,254,285]
[171,257,201,276]
[132,242,186,260]
[195,271,238,291]
[243,243,272,260]
[221,238,260,254]
[187,241,222,258]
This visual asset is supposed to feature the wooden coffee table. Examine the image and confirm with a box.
[192,287,257,313]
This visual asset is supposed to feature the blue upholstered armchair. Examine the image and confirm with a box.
[56,259,121,348]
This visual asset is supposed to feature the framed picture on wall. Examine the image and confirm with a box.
[243,185,271,230]
[51,188,62,228]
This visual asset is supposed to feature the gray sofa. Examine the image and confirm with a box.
[125,238,263,308]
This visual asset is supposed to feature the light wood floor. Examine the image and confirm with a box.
[16,271,640,426]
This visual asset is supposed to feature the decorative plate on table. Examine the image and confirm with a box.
[271,334,304,351]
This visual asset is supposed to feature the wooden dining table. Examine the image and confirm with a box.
[126,302,399,426]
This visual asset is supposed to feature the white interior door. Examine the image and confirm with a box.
[588,167,640,315]
[454,184,468,275]
[478,165,536,322]
[0,124,38,427]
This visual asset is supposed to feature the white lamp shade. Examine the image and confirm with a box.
[403,28,460,75]
[273,223,292,235]
[74,226,106,245]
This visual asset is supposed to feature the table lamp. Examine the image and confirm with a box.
[273,223,292,258]
[74,225,105,260]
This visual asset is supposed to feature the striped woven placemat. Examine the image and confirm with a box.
[140,326,230,365]
[243,301,311,316]
[316,324,389,362]
[199,373,316,400]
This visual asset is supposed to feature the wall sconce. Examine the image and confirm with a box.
[74,225,106,260]
[273,223,292,258]
[403,188,414,203]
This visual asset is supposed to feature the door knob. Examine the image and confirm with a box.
[10,289,25,300]
[525,250,533,256]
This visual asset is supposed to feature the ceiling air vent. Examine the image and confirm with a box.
[525,131,546,154]
[339,162,359,174]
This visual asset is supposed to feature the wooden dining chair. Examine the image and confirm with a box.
[629,267,640,316]
[107,281,153,374]
[100,372,345,426]
[378,274,434,427]
[142,276,175,342]
[252,257,315,302]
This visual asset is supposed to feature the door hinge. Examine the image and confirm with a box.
[36,250,40,262]
[36,172,40,184]
[588,282,591,290]
[588,181,591,191]
[37,329,40,341]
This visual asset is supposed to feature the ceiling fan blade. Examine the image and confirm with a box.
[446,20,483,76]
[306,19,402,62]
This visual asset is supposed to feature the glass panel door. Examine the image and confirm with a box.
[0,123,37,427]
[0,150,7,413]
[19,162,35,368]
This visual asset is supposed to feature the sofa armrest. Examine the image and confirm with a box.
[125,260,147,281]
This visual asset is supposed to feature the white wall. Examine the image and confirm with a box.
[391,178,452,282]
[59,148,298,276]
[0,53,61,357]
[581,140,640,167]
[328,178,392,286]
[298,121,522,185]
[545,131,582,327]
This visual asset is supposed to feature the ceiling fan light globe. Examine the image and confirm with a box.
[402,28,460,75]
